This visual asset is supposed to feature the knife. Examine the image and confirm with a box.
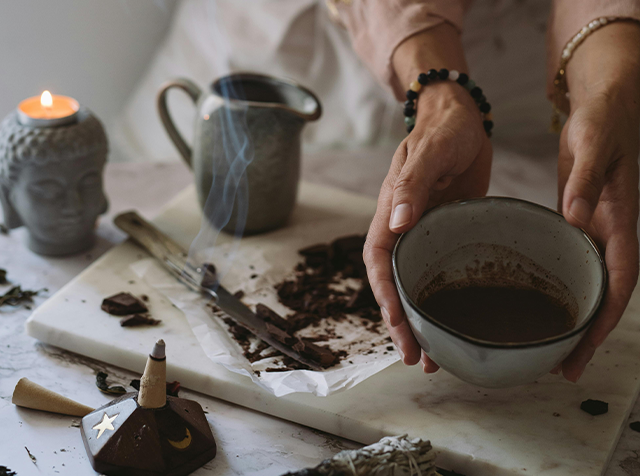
[114,211,323,371]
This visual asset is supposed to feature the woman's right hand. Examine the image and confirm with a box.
[363,79,492,370]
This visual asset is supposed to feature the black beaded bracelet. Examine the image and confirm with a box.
[403,69,493,137]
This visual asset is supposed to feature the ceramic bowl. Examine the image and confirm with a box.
[393,197,606,388]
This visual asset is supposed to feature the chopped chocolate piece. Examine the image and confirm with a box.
[0,268,7,284]
[201,263,218,289]
[629,421,640,432]
[101,292,148,316]
[140,294,149,302]
[255,303,291,332]
[166,381,181,397]
[580,399,608,416]
[233,290,245,299]
[299,243,332,268]
[119,314,161,327]
[346,283,376,310]
[96,371,126,396]
[294,338,340,368]
[436,469,467,476]
[222,317,252,341]
[0,466,17,476]
[386,346,394,351]
[251,274,258,279]
[265,322,297,346]
[0,223,8,235]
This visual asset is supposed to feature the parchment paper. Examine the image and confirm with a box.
[132,257,400,397]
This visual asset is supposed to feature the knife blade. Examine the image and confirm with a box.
[114,211,323,371]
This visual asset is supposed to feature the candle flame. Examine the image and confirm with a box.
[41,91,53,108]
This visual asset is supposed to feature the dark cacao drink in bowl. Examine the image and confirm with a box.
[392,197,606,388]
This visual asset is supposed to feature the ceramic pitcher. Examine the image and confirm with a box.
[157,73,321,234]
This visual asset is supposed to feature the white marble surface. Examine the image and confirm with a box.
[1,153,640,476]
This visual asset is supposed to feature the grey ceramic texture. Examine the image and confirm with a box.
[393,197,606,388]
[157,73,321,234]
[0,108,108,256]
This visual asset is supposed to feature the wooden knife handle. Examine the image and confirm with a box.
[114,211,189,268]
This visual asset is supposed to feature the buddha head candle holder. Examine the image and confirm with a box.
[0,92,108,256]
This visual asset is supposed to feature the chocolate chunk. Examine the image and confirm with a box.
[119,314,161,327]
[201,263,219,289]
[222,317,252,342]
[346,282,376,310]
[294,338,340,368]
[0,268,7,284]
[580,399,608,416]
[255,303,291,332]
[265,322,297,346]
[630,421,640,432]
[436,469,467,476]
[233,290,245,299]
[299,243,331,268]
[101,292,148,316]
[0,466,17,476]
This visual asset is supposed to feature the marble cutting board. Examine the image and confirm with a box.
[26,182,640,476]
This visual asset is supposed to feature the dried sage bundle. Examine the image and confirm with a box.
[283,434,436,476]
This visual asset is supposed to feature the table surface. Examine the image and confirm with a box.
[1,146,640,476]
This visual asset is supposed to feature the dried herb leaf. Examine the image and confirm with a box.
[0,286,44,308]
[96,371,126,396]
[0,466,17,476]
[25,446,37,465]
[0,269,7,285]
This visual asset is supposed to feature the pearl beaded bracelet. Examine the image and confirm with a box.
[551,16,640,133]
[403,69,493,137]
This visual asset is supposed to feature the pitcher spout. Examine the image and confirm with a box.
[212,73,321,122]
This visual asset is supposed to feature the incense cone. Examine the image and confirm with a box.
[138,339,166,408]
[12,378,94,417]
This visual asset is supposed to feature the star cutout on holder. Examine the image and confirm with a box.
[92,412,118,439]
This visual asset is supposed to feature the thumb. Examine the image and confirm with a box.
[388,146,446,234]
[562,138,609,228]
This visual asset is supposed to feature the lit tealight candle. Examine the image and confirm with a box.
[17,90,80,127]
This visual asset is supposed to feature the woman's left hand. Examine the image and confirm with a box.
[556,21,640,382]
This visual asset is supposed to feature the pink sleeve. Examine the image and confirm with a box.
[335,0,473,100]
[546,0,640,101]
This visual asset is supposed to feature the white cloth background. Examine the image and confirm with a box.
[112,0,553,163]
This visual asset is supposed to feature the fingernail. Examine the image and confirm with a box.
[397,346,405,363]
[569,366,585,383]
[390,203,412,230]
[568,198,591,226]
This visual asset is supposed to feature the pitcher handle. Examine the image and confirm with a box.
[156,78,202,167]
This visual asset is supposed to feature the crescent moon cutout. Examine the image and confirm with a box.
[168,428,192,450]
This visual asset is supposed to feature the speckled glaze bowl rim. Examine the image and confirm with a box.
[392,196,607,349]
[211,72,322,121]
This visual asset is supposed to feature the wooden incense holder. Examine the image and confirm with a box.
[80,340,216,475]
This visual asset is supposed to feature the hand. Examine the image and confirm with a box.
[555,22,640,382]
[364,80,492,370]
